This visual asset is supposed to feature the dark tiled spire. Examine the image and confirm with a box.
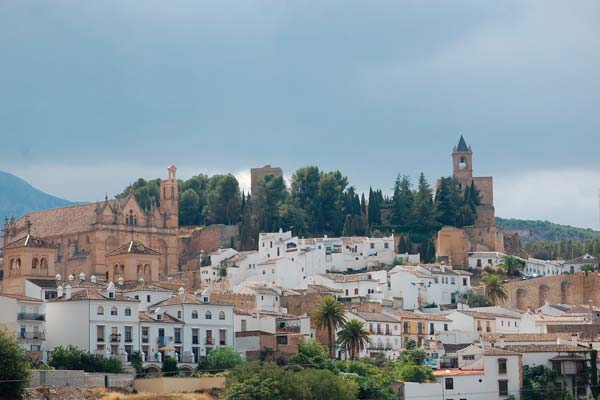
[456,135,469,152]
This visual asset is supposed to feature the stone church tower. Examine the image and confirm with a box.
[159,165,179,228]
[452,136,495,226]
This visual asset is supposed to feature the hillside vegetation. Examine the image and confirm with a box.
[496,217,599,243]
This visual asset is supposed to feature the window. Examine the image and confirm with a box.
[142,327,149,343]
[147,295,151,302]
[174,328,182,344]
[205,311,212,320]
[445,378,454,390]
[403,321,410,333]
[241,320,247,332]
[444,324,448,331]
[430,323,434,334]
[354,288,359,295]
[125,326,132,342]
[219,311,225,320]
[111,307,118,316]
[219,329,226,345]
[462,354,475,360]
[192,328,199,344]
[384,242,389,249]
[498,380,508,396]
[498,358,507,374]
[97,325,105,341]
[97,306,104,315]
[277,335,288,345]
[417,322,424,334]
[125,307,131,316]
[177,311,182,319]
[192,310,198,319]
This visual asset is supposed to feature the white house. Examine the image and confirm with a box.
[46,283,141,360]
[0,293,47,362]
[468,251,509,269]
[563,254,598,274]
[342,311,401,359]
[312,272,383,301]
[525,258,566,276]
[148,290,235,362]
[401,346,522,400]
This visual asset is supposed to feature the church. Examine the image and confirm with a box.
[2,166,180,294]
[436,137,520,267]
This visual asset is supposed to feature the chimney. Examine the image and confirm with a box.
[571,334,578,346]
[178,287,185,296]
[499,335,505,349]
[65,285,72,300]
[57,285,64,298]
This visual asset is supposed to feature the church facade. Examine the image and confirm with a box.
[2,166,180,289]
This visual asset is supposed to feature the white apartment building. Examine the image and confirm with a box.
[525,258,566,276]
[0,293,47,362]
[402,346,522,400]
[388,265,471,309]
[46,284,141,359]
[148,290,235,363]
[312,272,383,301]
[343,311,401,359]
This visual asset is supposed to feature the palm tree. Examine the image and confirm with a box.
[312,295,347,359]
[483,274,507,305]
[337,319,371,360]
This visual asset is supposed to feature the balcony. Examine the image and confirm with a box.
[18,313,45,321]
[206,337,213,345]
[110,334,121,343]
[125,335,133,343]
[158,336,167,346]
[192,337,199,345]
[142,335,149,343]
[20,332,45,340]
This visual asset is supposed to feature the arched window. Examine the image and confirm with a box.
[205,311,212,320]
[219,311,225,320]
[191,310,198,319]
[40,258,48,270]
[97,306,104,315]
[111,306,118,316]
[16,258,21,268]
[32,258,39,269]
[125,307,132,316]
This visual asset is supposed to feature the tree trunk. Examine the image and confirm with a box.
[328,322,334,359]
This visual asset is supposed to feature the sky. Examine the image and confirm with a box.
[1,1,599,229]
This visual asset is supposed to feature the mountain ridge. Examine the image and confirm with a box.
[496,216,599,243]
[0,171,74,222]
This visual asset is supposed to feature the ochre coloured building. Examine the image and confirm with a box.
[436,137,520,267]
[2,166,180,294]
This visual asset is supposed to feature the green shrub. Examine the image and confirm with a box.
[161,355,178,376]
[0,327,30,399]
[205,347,244,371]
[49,345,122,373]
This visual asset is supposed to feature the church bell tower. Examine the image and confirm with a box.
[159,165,179,228]
[452,135,473,190]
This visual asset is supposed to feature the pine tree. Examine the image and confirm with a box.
[367,187,381,226]
[391,175,413,227]
[410,173,437,233]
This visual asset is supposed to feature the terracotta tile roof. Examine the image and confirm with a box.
[106,241,161,257]
[0,293,42,302]
[138,311,182,323]
[433,369,484,377]
[425,313,451,321]
[389,310,427,320]
[504,344,589,353]
[16,203,100,237]
[153,293,233,307]
[305,284,343,294]
[457,310,514,320]
[319,273,377,283]
[444,343,472,353]
[529,314,589,323]
[3,234,55,250]
[50,288,139,303]
[350,311,400,323]
[483,347,521,356]
[481,333,574,343]
[547,324,600,340]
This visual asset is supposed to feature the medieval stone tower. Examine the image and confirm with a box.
[159,165,179,228]
[452,136,495,226]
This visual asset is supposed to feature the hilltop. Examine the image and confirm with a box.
[0,171,73,222]
[496,217,599,243]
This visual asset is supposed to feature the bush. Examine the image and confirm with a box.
[203,347,244,372]
[0,327,30,400]
[161,356,178,376]
[288,339,332,369]
[225,362,358,400]
[49,345,122,373]
[130,351,143,374]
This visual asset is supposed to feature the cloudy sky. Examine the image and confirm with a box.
[1,1,599,229]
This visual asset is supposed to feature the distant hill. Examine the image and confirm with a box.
[496,217,600,243]
[0,171,73,223]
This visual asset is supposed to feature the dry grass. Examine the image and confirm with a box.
[26,387,218,400]
[99,390,217,400]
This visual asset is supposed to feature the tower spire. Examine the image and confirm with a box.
[456,135,469,152]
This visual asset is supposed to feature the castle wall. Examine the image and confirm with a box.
[502,274,600,310]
